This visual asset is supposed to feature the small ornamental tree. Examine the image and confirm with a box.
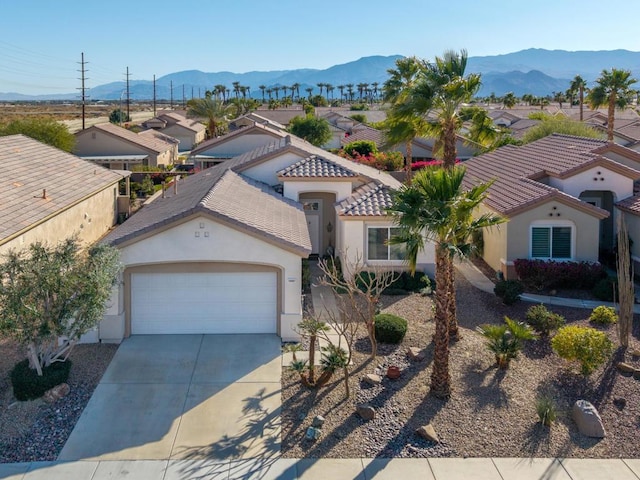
[0,238,121,376]
[0,117,76,152]
[287,115,332,146]
[109,108,131,125]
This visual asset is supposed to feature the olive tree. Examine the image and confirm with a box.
[0,237,121,376]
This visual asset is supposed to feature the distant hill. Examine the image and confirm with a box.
[2,49,640,101]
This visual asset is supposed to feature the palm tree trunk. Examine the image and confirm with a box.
[607,94,616,142]
[447,258,459,340]
[431,245,451,399]
[443,121,457,169]
[579,87,584,122]
[308,333,316,384]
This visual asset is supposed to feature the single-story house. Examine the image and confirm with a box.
[229,112,287,132]
[464,134,640,279]
[99,134,433,342]
[143,111,206,151]
[190,122,288,169]
[74,123,179,170]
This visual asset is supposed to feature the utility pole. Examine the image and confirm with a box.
[125,66,131,121]
[153,74,156,117]
[182,84,185,108]
[170,80,173,109]
[77,52,89,130]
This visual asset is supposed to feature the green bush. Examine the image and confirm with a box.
[343,140,378,157]
[374,313,408,344]
[551,326,613,375]
[302,258,311,293]
[525,304,565,336]
[11,359,72,401]
[477,316,537,369]
[355,270,431,295]
[494,279,524,305]
[536,396,557,427]
[589,305,618,325]
[592,277,617,302]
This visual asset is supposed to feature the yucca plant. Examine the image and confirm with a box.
[478,316,537,369]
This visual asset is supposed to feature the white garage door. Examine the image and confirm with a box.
[130,271,277,334]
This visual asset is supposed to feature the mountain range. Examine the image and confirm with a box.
[2,49,640,101]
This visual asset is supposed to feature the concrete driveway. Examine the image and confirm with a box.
[58,334,281,462]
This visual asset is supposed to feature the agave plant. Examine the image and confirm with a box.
[478,316,537,369]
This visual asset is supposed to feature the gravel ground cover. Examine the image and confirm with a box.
[281,274,640,459]
[0,340,117,462]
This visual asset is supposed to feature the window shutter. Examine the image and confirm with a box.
[531,227,550,257]
[551,227,571,258]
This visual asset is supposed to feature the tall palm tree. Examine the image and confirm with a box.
[258,85,266,103]
[502,92,517,109]
[588,68,637,141]
[346,83,354,102]
[186,97,233,139]
[569,75,587,121]
[305,87,313,99]
[383,56,424,180]
[232,81,241,99]
[325,83,334,101]
[337,85,345,102]
[291,82,301,102]
[371,82,379,102]
[388,166,503,398]
[316,83,325,98]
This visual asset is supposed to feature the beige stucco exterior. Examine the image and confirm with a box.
[161,124,206,151]
[75,128,177,168]
[0,182,120,257]
[99,215,305,343]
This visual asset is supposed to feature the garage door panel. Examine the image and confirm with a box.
[131,271,277,334]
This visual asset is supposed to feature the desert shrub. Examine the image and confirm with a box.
[592,277,618,302]
[11,359,72,401]
[374,313,408,344]
[356,270,429,295]
[350,114,367,124]
[513,259,607,290]
[494,279,524,305]
[536,396,557,426]
[350,103,369,111]
[589,305,618,325]
[343,140,378,157]
[477,316,537,369]
[525,304,565,336]
[551,326,613,375]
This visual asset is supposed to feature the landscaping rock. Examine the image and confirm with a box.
[43,383,70,404]
[386,366,401,379]
[407,347,426,361]
[616,362,638,374]
[364,374,382,385]
[356,404,376,421]
[630,349,640,358]
[305,426,321,440]
[613,397,627,410]
[634,370,640,381]
[312,415,325,428]
[572,400,605,438]
[416,424,439,443]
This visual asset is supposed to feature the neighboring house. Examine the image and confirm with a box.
[189,122,288,169]
[229,112,287,132]
[143,112,206,151]
[464,134,640,279]
[250,108,305,126]
[74,123,179,170]
[0,134,129,257]
[99,134,433,342]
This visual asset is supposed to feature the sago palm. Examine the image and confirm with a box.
[387,166,503,398]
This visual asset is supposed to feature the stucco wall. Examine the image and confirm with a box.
[337,218,435,278]
[284,180,352,203]
[476,203,508,274]
[100,215,305,342]
[548,166,632,201]
[299,192,337,254]
[505,200,601,263]
[0,183,119,257]
[243,152,303,185]
[199,132,283,157]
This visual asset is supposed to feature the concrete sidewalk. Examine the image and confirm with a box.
[1,457,639,479]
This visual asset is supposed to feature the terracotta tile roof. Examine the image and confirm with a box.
[340,126,384,147]
[462,134,640,218]
[616,194,640,215]
[139,129,180,145]
[251,108,305,125]
[278,155,357,179]
[84,123,175,153]
[190,122,287,156]
[0,135,123,245]
[337,182,394,217]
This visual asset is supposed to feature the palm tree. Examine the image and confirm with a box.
[337,85,345,102]
[273,85,280,100]
[588,68,637,141]
[316,83,325,98]
[569,75,587,121]
[232,81,241,99]
[502,92,517,109]
[383,56,424,180]
[305,87,313,99]
[371,82,379,102]
[258,84,266,103]
[388,166,503,398]
[186,97,233,139]
[325,83,334,101]
[291,82,301,102]
[346,83,354,102]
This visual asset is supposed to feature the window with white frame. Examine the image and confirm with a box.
[367,227,405,261]
[531,225,572,259]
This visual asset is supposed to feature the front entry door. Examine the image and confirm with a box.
[302,199,322,255]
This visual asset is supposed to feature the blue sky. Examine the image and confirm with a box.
[2,0,639,95]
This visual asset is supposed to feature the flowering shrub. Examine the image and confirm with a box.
[339,149,404,171]
[411,159,461,170]
[513,259,607,291]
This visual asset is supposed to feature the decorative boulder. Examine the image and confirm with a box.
[356,404,376,421]
[43,383,70,404]
[416,424,439,443]
[407,347,426,361]
[305,426,321,440]
[312,415,325,428]
[616,362,637,374]
[363,374,382,385]
[572,400,605,438]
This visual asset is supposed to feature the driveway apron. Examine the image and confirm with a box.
[57,334,281,462]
